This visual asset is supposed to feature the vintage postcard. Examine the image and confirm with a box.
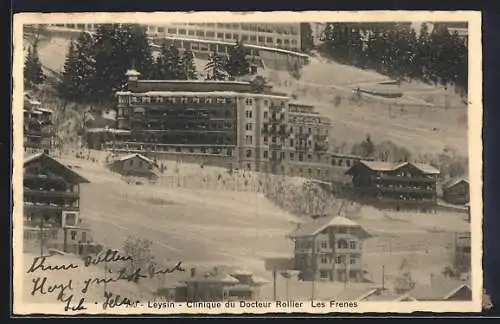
[12,11,482,315]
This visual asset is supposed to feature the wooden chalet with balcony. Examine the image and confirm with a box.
[23,152,93,255]
[345,161,440,212]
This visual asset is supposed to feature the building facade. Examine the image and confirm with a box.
[345,161,440,211]
[106,70,332,177]
[290,216,371,282]
[47,23,301,52]
[442,178,469,206]
[23,152,93,255]
[24,93,55,149]
[107,153,159,180]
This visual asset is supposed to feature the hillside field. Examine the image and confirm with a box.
[47,151,471,291]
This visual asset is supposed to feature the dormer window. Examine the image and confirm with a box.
[193,97,200,104]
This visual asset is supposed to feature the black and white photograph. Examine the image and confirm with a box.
[12,11,483,314]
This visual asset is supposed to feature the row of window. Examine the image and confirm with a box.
[169,23,300,35]
[320,255,359,265]
[121,96,239,105]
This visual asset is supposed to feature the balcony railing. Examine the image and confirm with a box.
[373,175,436,183]
[24,189,78,199]
[24,203,79,212]
[377,186,435,194]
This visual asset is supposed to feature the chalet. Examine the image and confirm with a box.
[330,287,417,302]
[108,153,160,180]
[23,93,54,149]
[442,178,469,206]
[157,266,269,302]
[345,161,440,212]
[289,215,371,282]
[23,152,93,255]
[405,277,472,301]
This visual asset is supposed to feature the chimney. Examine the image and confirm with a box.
[125,69,141,91]
[190,267,196,278]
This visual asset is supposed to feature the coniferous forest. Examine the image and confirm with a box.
[317,22,468,97]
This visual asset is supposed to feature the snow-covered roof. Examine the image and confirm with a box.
[116,90,290,100]
[113,153,155,165]
[348,160,440,175]
[290,216,371,238]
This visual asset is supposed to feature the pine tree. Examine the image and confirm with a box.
[181,49,198,80]
[24,44,46,90]
[92,24,155,103]
[205,52,228,81]
[58,33,96,102]
[226,41,250,80]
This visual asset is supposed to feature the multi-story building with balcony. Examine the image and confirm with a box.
[45,23,309,70]
[286,101,332,180]
[23,93,55,149]
[289,215,371,282]
[106,69,339,179]
[106,69,295,172]
[23,152,93,255]
[345,160,440,211]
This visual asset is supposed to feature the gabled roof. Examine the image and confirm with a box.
[443,177,469,190]
[289,215,371,239]
[184,272,240,284]
[332,287,379,301]
[406,278,471,301]
[24,153,90,184]
[346,160,440,175]
[113,153,155,165]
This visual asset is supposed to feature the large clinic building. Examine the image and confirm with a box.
[101,69,331,177]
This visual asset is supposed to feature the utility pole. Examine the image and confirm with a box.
[272,267,277,301]
[39,216,44,257]
[382,265,385,290]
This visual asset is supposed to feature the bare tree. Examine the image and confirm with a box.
[122,235,155,280]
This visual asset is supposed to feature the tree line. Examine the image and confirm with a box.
[26,24,253,105]
[318,22,468,97]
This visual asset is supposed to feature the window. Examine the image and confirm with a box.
[196,30,205,37]
[188,30,195,36]
[271,136,277,144]
[246,150,252,158]
[242,35,249,41]
[320,255,329,264]
[225,33,231,39]
[263,111,268,119]
[308,127,312,134]
[335,256,343,264]
[246,123,253,131]
[245,136,252,145]
[227,149,233,156]
[71,231,77,241]
[217,33,224,39]
[349,241,356,249]
[266,37,273,43]
[263,136,268,145]
[247,163,252,170]
[337,239,348,249]
[264,100,269,107]
[280,152,285,160]
[258,36,265,42]
[250,35,257,42]
[263,151,268,158]
[331,159,337,166]
[320,271,329,279]
[206,31,215,38]
[82,232,87,242]
[245,98,253,106]
[299,153,304,161]
[246,110,253,118]
[308,168,312,175]
[346,160,351,167]
[290,153,295,160]
[284,39,290,44]
[178,29,186,35]
[308,154,312,160]
[350,256,357,265]
[205,97,212,104]
[320,240,328,249]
